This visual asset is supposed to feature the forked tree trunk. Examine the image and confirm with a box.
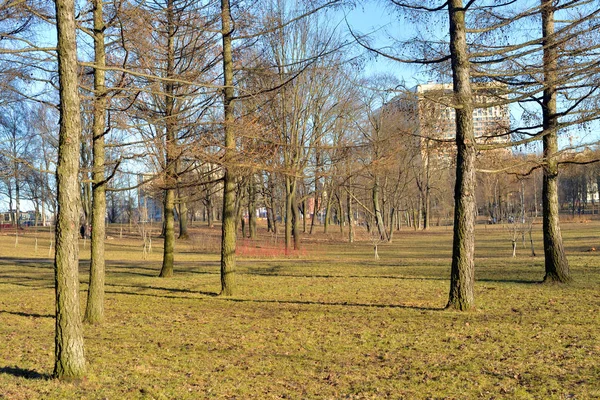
[54,0,86,379]
[220,0,237,295]
[84,0,107,325]
[446,0,476,311]
[541,0,570,283]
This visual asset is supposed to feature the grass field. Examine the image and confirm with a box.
[0,220,599,399]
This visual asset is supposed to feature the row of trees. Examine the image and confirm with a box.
[1,0,599,380]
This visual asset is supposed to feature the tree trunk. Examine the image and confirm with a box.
[84,0,107,325]
[160,191,175,277]
[388,207,395,243]
[178,195,189,239]
[323,188,332,234]
[206,190,214,228]
[347,184,354,243]
[446,0,476,311]
[292,191,300,250]
[220,0,237,295]
[248,177,257,239]
[159,0,177,278]
[310,171,319,234]
[336,193,344,235]
[541,0,570,283]
[285,176,295,252]
[302,197,307,233]
[53,0,86,379]
[14,175,21,229]
[373,176,388,241]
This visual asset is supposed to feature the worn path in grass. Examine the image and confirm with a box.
[0,221,599,399]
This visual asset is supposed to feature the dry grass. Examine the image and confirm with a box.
[0,220,599,399]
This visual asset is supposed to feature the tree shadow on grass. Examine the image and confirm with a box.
[0,257,52,269]
[0,366,50,380]
[104,285,443,311]
[106,283,219,298]
[241,270,448,282]
[0,310,53,318]
[477,278,542,285]
[223,297,444,311]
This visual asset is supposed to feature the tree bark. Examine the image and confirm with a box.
[346,183,354,243]
[541,0,570,283]
[373,176,388,241]
[159,0,177,278]
[220,0,236,295]
[285,175,296,251]
[323,188,332,234]
[446,0,476,311]
[291,189,300,250]
[248,176,257,239]
[54,0,86,379]
[178,194,189,239]
[84,0,107,325]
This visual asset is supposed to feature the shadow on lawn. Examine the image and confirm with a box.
[105,284,442,311]
[0,310,53,318]
[0,366,50,380]
[242,270,447,281]
[224,297,443,311]
[0,257,52,269]
[478,278,542,284]
[106,282,218,298]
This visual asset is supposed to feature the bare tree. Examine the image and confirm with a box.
[53,0,86,380]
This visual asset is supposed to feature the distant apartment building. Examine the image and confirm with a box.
[414,82,511,151]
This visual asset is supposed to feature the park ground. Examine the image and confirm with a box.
[0,219,599,399]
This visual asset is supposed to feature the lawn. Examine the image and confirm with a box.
[0,220,599,399]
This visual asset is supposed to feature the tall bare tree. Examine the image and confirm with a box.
[220,0,236,295]
[53,0,86,379]
[540,0,570,283]
[84,0,109,324]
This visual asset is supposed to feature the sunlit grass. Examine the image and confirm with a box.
[0,220,599,399]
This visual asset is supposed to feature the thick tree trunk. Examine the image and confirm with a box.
[84,0,107,325]
[159,0,177,278]
[446,0,476,311]
[160,191,175,277]
[541,0,570,283]
[54,0,86,379]
[220,0,236,295]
